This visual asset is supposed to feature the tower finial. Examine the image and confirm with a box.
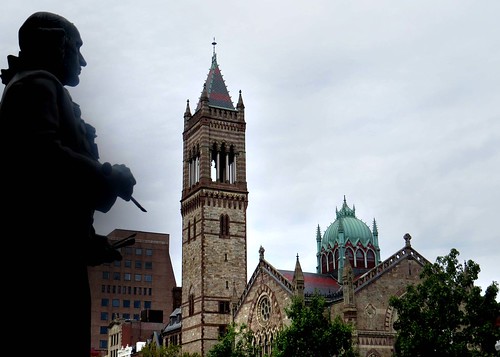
[212,37,217,55]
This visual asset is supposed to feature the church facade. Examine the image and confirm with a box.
[180,45,431,357]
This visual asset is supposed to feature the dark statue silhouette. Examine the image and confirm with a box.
[0,12,140,356]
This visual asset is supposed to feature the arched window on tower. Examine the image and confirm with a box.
[367,249,376,268]
[334,249,339,270]
[219,214,230,238]
[211,143,236,183]
[328,251,334,272]
[188,146,200,187]
[356,249,365,268]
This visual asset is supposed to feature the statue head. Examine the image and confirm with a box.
[18,12,86,86]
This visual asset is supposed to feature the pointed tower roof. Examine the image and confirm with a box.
[196,39,235,111]
[292,254,305,283]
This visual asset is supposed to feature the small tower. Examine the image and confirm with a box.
[180,41,248,356]
[292,254,305,302]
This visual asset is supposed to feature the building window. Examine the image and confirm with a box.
[146,249,153,256]
[367,249,376,268]
[356,249,365,268]
[135,261,142,269]
[189,294,194,316]
[100,326,108,334]
[101,312,108,321]
[125,260,132,268]
[257,294,271,325]
[124,247,133,255]
[101,299,109,307]
[112,299,120,307]
[134,300,141,309]
[123,300,130,308]
[345,248,355,267]
[145,262,153,269]
[124,273,131,281]
[219,214,230,238]
[135,274,142,282]
[102,271,110,279]
[211,143,236,183]
[123,313,130,319]
[188,148,200,187]
[135,248,142,256]
[321,254,327,274]
[113,272,120,280]
[218,301,230,314]
[218,325,228,338]
[145,275,153,282]
[99,340,108,349]
[328,251,334,272]
[145,301,152,309]
[114,260,121,267]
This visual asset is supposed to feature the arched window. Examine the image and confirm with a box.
[321,254,327,273]
[211,143,237,183]
[345,248,354,267]
[328,251,334,272]
[356,249,365,268]
[334,249,339,270]
[367,249,376,268]
[188,146,200,187]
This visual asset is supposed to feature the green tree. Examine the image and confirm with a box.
[207,323,259,357]
[272,293,357,357]
[140,341,200,357]
[389,248,500,357]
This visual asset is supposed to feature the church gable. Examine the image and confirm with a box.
[329,234,431,357]
[233,249,294,338]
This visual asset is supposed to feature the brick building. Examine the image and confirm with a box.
[88,229,177,355]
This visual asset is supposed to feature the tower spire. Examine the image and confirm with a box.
[212,37,217,56]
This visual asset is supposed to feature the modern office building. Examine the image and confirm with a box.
[88,229,177,355]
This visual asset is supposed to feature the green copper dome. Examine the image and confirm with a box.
[321,197,373,249]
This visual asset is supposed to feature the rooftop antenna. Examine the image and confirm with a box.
[212,37,217,55]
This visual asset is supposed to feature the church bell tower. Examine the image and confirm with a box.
[180,42,248,356]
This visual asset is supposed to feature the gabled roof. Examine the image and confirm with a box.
[196,43,235,111]
[351,237,430,294]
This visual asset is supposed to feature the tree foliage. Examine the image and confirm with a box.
[207,323,259,357]
[139,341,200,357]
[272,293,357,357]
[389,248,500,357]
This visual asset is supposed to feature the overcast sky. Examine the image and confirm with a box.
[2,1,498,295]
